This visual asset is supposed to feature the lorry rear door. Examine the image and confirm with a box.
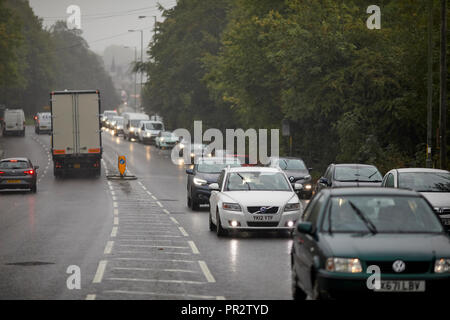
[77,93,101,154]
[52,94,75,155]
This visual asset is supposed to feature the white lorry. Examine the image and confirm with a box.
[2,109,25,136]
[50,90,102,177]
[123,112,149,141]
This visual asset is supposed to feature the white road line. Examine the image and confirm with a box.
[113,257,195,263]
[112,267,198,273]
[114,209,119,216]
[156,201,163,208]
[85,294,96,300]
[112,196,117,201]
[114,217,119,225]
[146,191,152,196]
[170,217,179,225]
[111,191,115,196]
[110,226,118,237]
[106,278,204,285]
[198,261,216,283]
[117,244,189,249]
[151,195,157,200]
[116,233,182,237]
[113,202,118,208]
[116,250,192,256]
[163,209,170,215]
[188,241,200,254]
[104,241,114,254]
[92,260,108,283]
[178,227,189,237]
[103,290,224,300]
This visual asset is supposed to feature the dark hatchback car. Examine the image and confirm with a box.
[316,163,383,193]
[291,188,450,300]
[186,157,241,210]
[268,157,313,199]
[0,158,39,193]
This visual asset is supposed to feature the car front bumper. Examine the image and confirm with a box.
[219,210,301,230]
[316,270,450,298]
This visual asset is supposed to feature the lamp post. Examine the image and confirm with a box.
[124,46,137,111]
[128,29,143,111]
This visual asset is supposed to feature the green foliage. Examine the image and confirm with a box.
[0,1,119,116]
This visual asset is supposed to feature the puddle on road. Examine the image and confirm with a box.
[5,261,55,266]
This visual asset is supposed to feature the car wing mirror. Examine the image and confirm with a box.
[319,177,328,185]
[186,169,194,175]
[209,183,220,191]
[297,221,313,235]
[293,183,303,191]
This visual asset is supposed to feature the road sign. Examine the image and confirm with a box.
[118,156,126,177]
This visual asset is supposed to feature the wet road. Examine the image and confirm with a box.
[0,127,305,300]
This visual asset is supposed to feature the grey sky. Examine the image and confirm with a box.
[28,0,176,55]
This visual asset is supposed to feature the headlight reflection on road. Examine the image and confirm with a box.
[146,147,151,161]
[230,239,238,273]
[129,143,134,152]
[115,137,121,145]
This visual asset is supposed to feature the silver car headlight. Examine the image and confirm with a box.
[434,259,450,273]
[222,202,241,212]
[284,202,300,211]
[193,177,207,186]
[326,258,362,273]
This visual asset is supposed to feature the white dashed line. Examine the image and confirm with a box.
[85,294,96,300]
[114,217,119,225]
[156,201,163,208]
[170,217,179,225]
[111,226,118,237]
[188,241,200,254]
[103,290,223,300]
[163,209,170,215]
[106,278,204,285]
[113,202,118,208]
[92,260,108,283]
[114,209,119,216]
[178,227,188,237]
[198,261,216,283]
[151,195,157,200]
[104,241,114,254]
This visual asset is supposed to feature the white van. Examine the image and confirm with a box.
[35,112,52,134]
[123,113,149,141]
[3,109,25,136]
[138,120,165,144]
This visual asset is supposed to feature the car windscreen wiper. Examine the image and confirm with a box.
[347,201,378,235]
[236,173,251,190]
[367,170,379,179]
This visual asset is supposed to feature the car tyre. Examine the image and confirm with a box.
[209,210,216,231]
[31,184,37,193]
[292,263,307,300]
[216,210,228,237]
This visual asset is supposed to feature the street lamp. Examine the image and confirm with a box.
[128,29,144,111]
[124,46,138,111]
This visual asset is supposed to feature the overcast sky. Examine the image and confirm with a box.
[28,0,177,55]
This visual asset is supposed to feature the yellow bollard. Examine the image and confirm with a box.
[118,156,126,177]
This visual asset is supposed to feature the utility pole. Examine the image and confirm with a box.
[439,0,447,169]
[426,0,433,168]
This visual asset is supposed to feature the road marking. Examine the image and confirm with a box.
[113,257,195,263]
[156,201,163,208]
[170,217,179,225]
[85,294,96,300]
[104,241,114,254]
[92,260,108,283]
[111,226,118,237]
[116,250,192,256]
[117,244,189,249]
[114,209,119,216]
[151,195,157,200]
[112,196,117,201]
[116,234,183,238]
[111,190,115,196]
[103,290,224,300]
[188,241,200,254]
[114,217,119,225]
[146,191,152,196]
[106,278,204,285]
[178,227,188,237]
[163,209,170,215]
[112,267,198,273]
[113,202,118,208]
[198,261,216,283]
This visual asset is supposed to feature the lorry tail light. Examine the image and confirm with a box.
[53,150,65,155]
[88,148,101,153]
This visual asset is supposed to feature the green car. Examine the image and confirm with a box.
[291,187,450,300]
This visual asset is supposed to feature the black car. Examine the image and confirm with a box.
[291,187,450,300]
[316,163,382,193]
[0,158,39,193]
[268,157,313,199]
[186,157,241,210]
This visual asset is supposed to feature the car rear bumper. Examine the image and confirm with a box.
[316,270,450,298]
[0,177,35,190]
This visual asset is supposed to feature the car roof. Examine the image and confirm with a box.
[1,157,30,162]
[324,187,421,197]
[333,163,377,167]
[226,166,281,173]
[394,168,449,173]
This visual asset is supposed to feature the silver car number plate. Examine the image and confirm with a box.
[252,215,273,221]
[375,280,425,292]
